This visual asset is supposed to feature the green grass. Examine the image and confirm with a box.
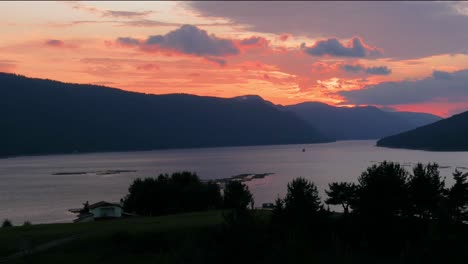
[0,210,227,262]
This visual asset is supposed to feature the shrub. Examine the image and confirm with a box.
[1,219,13,228]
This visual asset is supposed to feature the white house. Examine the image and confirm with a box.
[70,201,124,223]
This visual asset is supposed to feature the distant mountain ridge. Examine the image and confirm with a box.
[377,110,468,151]
[1,72,444,157]
[0,72,330,157]
[284,102,442,140]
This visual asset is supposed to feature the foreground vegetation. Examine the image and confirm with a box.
[0,211,226,262]
[2,162,468,263]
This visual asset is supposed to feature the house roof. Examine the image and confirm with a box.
[88,201,122,209]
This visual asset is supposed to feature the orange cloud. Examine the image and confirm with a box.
[278,34,291,42]
[0,60,16,73]
[236,36,270,51]
[136,63,160,71]
[386,101,468,118]
[236,61,278,72]
[310,61,340,74]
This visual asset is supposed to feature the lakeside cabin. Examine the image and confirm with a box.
[69,201,127,223]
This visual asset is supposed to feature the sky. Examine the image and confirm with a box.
[1,1,468,117]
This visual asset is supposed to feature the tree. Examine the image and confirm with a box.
[223,181,253,212]
[284,177,322,216]
[325,182,358,214]
[122,172,222,216]
[2,219,13,228]
[407,163,445,220]
[354,161,409,219]
[271,196,285,221]
[448,169,468,222]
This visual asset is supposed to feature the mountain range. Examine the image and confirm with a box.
[377,110,468,151]
[0,72,445,156]
[284,102,441,140]
[0,73,329,157]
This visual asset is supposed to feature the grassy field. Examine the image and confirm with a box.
[3,210,467,264]
[0,210,228,263]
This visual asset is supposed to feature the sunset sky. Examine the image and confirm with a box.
[1,1,468,117]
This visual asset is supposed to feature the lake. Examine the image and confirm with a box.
[1,140,468,225]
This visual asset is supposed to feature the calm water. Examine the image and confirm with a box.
[1,140,468,225]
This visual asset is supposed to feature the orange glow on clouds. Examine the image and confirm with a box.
[1,1,468,117]
[388,101,468,118]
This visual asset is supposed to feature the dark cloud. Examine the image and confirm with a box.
[340,64,391,75]
[115,25,239,66]
[365,66,391,75]
[342,64,365,73]
[115,19,235,28]
[432,70,452,80]
[46,19,233,29]
[340,69,468,105]
[143,25,239,56]
[45,39,64,47]
[205,57,226,66]
[188,2,468,59]
[66,2,153,19]
[116,37,140,46]
[116,19,180,27]
[302,37,382,58]
[103,10,153,18]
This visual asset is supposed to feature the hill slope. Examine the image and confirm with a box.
[0,73,330,157]
[377,110,468,151]
[285,102,441,140]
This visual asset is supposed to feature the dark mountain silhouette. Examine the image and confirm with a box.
[377,110,468,151]
[1,72,331,157]
[284,102,441,140]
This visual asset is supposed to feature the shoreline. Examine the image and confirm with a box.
[0,139,342,160]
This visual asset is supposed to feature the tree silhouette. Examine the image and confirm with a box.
[354,161,409,219]
[284,177,322,217]
[1,219,12,228]
[325,182,358,214]
[271,196,286,221]
[407,163,445,220]
[448,169,468,223]
[223,181,253,212]
[122,172,222,216]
